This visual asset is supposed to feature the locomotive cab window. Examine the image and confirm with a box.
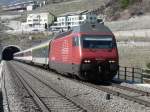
[82,35,115,49]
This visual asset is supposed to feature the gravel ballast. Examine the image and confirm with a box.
[11,62,86,112]
[12,61,150,112]
[2,62,41,112]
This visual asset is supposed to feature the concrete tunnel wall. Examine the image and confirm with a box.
[1,45,21,61]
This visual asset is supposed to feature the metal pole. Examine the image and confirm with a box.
[141,69,144,83]
[118,66,120,79]
[125,67,127,81]
[132,68,134,83]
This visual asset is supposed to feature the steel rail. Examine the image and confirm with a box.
[79,82,150,107]
[13,61,150,107]
[11,62,89,112]
[24,61,150,96]
[7,63,50,112]
[2,70,11,112]
[111,83,150,96]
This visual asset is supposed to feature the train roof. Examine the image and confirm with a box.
[54,22,113,39]
[14,40,51,55]
[14,48,32,55]
[72,22,112,33]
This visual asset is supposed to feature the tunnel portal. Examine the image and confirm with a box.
[1,45,21,60]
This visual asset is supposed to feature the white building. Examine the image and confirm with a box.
[51,10,97,31]
[26,4,35,11]
[20,12,55,32]
[25,12,54,31]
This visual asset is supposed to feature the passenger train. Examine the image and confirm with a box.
[14,23,119,81]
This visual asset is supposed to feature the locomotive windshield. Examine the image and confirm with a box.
[82,35,116,49]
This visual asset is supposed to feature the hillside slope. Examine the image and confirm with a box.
[30,0,110,16]
[101,0,150,21]
[28,0,150,21]
[1,0,150,21]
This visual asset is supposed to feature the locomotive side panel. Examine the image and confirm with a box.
[49,34,74,74]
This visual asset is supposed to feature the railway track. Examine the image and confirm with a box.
[6,63,44,112]
[7,62,89,112]
[80,82,150,107]
[111,82,150,96]
[12,61,150,108]
[1,68,11,112]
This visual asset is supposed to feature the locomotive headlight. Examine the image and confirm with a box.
[109,60,116,63]
[84,60,91,63]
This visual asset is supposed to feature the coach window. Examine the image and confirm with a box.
[73,37,79,46]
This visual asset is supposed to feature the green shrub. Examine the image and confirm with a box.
[120,0,130,9]
[120,0,138,9]
[143,63,150,74]
[146,63,150,69]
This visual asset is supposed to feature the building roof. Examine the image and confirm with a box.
[27,12,49,15]
[0,11,22,15]
[58,10,89,17]
[8,1,34,7]
[28,10,52,14]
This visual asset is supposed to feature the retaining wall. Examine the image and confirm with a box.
[113,29,150,38]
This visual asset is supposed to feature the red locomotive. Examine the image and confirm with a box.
[14,23,119,81]
[49,23,119,81]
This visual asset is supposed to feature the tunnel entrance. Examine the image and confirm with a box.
[1,46,21,61]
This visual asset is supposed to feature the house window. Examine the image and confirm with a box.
[33,19,38,21]
[79,16,82,20]
[29,24,32,27]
